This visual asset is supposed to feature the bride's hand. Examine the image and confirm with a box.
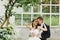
[41,22,44,27]
[25,23,32,30]
[25,23,30,27]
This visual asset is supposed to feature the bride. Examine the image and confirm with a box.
[26,19,47,40]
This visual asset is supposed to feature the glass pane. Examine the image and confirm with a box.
[52,0,59,4]
[23,5,31,12]
[51,15,59,26]
[52,6,59,13]
[34,14,41,19]
[43,15,50,25]
[15,14,21,26]
[33,5,40,12]
[23,14,31,25]
[59,17,60,26]
[42,6,50,13]
[42,0,50,4]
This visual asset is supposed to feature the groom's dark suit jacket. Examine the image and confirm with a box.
[37,24,51,39]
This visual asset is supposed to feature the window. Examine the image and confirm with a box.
[15,0,60,27]
[23,14,31,25]
[42,0,50,4]
[43,15,50,25]
[15,14,21,26]
[33,5,40,12]
[52,6,59,13]
[42,6,50,13]
[23,5,31,12]
[33,14,41,19]
[52,0,59,4]
[51,15,59,26]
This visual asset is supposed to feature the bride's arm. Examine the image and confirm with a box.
[40,24,47,31]
[38,23,47,31]
[25,24,32,30]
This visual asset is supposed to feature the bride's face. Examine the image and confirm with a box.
[33,20,38,26]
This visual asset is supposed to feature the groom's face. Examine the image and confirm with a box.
[37,19,43,24]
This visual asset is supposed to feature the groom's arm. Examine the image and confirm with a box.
[41,24,51,38]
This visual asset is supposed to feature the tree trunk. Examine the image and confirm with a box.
[0,0,17,28]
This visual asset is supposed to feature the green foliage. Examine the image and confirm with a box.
[15,14,21,25]
[16,0,41,12]
[23,14,31,24]
[34,14,41,19]
[43,15,50,25]
[52,6,59,13]
[33,5,40,12]
[52,0,59,4]
[16,0,41,6]
[51,15,59,26]
[0,24,15,40]
[23,5,30,12]
[42,6,50,13]
[15,14,59,26]
[42,0,50,4]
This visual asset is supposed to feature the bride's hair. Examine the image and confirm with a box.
[32,19,38,29]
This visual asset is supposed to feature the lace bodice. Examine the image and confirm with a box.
[30,28,42,38]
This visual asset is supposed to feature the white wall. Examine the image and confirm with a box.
[0,0,8,16]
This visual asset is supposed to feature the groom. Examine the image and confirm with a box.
[37,16,50,40]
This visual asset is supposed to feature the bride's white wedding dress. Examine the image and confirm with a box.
[28,29,41,40]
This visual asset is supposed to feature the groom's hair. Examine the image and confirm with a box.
[37,16,43,20]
